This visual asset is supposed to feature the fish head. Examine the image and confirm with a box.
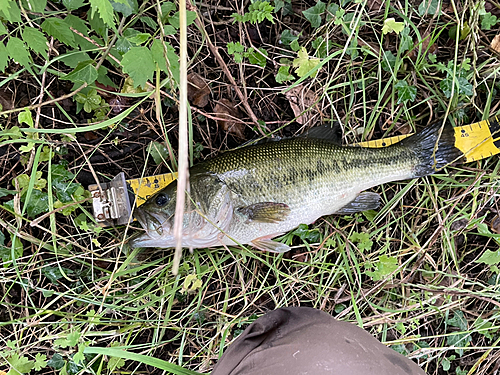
[130,183,178,248]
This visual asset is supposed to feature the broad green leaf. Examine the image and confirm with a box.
[457,76,473,96]
[126,32,150,45]
[312,36,332,58]
[34,354,47,371]
[247,47,267,67]
[232,1,274,24]
[7,38,31,70]
[399,27,412,53]
[381,50,396,72]
[14,172,46,192]
[147,141,170,164]
[227,41,244,55]
[67,331,81,346]
[0,22,6,35]
[59,50,92,69]
[0,42,9,72]
[481,13,498,30]
[0,233,23,267]
[280,29,299,46]
[110,0,136,16]
[89,0,115,28]
[447,310,467,330]
[382,18,404,34]
[54,338,70,348]
[150,39,168,72]
[7,353,35,375]
[0,188,17,197]
[62,60,98,84]
[21,0,46,12]
[24,189,49,217]
[349,231,373,252]
[88,9,107,38]
[418,0,440,16]
[18,109,34,127]
[290,223,320,243]
[366,255,398,280]
[121,46,156,88]
[325,3,339,21]
[275,65,294,83]
[63,0,85,10]
[75,89,102,113]
[0,0,21,22]
[19,142,35,153]
[290,38,300,51]
[448,22,470,41]
[42,265,71,283]
[168,10,197,29]
[394,80,417,104]
[140,16,157,29]
[292,47,320,77]
[22,27,48,56]
[116,36,133,54]
[47,354,65,370]
[441,357,451,371]
[302,1,325,28]
[73,344,86,365]
[164,42,180,84]
[42,18,76,48]
[160,1,176,21]
[440,72,473,98]
[476,250,500,265]
[97,65,117,88]
[64,15,95,50]
[163,25,176,35]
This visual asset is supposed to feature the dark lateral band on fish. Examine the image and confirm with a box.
[129,121,464,252]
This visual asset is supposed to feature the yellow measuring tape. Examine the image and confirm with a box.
[128,118,500,207]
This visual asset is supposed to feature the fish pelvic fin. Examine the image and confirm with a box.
[251,239,291,253]
[400,121,464,177]
[236,202,291,223]
[334,192,381,214]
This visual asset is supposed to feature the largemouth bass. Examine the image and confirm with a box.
[131,122,462,252]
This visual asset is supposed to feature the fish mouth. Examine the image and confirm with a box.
[133,207,172,239]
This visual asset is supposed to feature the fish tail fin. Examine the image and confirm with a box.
[400,121,463,178]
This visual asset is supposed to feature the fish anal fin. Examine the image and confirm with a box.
[251,238,291,253]
[334,192,381,215]
[237,202,291,223]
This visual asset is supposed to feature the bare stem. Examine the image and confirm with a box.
[172,0,189,275]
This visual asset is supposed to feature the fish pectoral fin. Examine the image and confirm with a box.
[251,239,291,253]
[334,192,381,215]
[237,202,291,223]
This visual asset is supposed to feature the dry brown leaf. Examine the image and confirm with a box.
[187,73,210,107]
[284,85,318,125]
[491,35,500,53]
[491,215,500,234]
[214,98,245,139]
[367,0,383,12]
[0,88,13,111]
[409,31,437,61]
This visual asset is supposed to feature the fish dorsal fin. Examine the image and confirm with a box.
[236,202,291,223]
[334,192,381,215]
[301,123,342,144]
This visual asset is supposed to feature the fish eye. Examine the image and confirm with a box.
[155,193,169,207]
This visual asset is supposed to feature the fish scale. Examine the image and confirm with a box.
[131,122,462,252]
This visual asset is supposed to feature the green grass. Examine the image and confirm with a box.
[1,0,500,374]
